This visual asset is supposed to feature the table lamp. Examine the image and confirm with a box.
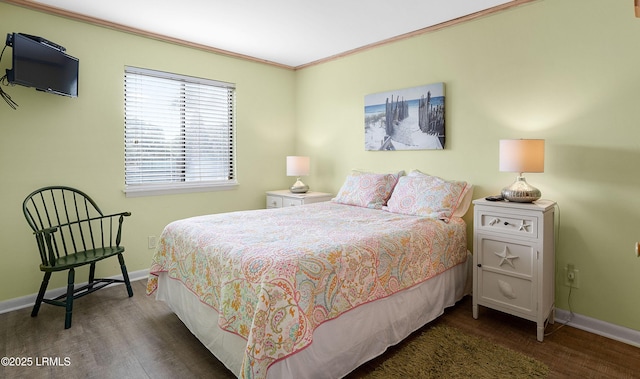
[499,139,544,202]
[287,156,310,193]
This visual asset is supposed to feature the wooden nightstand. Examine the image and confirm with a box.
[472,198,556,342]
[266,190,333,209]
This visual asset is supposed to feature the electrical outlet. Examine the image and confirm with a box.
[148,235,157,249]
[564,264,579,288]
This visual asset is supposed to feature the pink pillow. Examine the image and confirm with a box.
[385,174,470,222]
[332,172,398,209]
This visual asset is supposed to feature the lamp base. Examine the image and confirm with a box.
[501,175,541,203]
[290,178,309,193]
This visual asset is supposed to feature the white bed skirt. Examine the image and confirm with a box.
[154,252,472,379]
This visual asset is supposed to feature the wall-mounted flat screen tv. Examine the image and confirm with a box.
[5,33,79,97]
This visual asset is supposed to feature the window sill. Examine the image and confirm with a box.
[124,181,238,198]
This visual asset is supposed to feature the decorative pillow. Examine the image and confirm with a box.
[385,173,471,221]
[332,172,399,209]
[407,170,473,217]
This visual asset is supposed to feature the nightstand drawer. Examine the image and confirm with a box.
[265,190,333,209]
[478,236,534,277]
[266,195,282,209]
[283,198,304,207]
[477,210,538,239]
[480,271,534,314]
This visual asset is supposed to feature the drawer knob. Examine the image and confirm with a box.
[504,221,510,226]
[477,264,482,268]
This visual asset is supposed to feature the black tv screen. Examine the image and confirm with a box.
[6,33,78,97]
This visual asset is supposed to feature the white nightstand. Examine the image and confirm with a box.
[266,190,333,209]
[472,198,556,342]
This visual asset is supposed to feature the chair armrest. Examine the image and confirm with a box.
[114,211,131,247]
[103,211,132,218]
[33,226,59,267]
[82,211,132,247]
[33,226,58,236]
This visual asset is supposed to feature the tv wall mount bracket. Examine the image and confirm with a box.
[6,33,66,52]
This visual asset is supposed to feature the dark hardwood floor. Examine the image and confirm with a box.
[1,279,638,378]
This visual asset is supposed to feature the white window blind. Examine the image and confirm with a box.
[124,66,236,196]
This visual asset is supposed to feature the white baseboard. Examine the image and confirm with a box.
[555,308,640,348]
[0,269,149,315]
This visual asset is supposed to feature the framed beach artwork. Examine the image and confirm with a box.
[365,83,445,151]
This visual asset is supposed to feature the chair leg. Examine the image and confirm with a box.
[118,254,133,297]
[88,262,96,291]
[64,268,75,329]
[32,272,52,317]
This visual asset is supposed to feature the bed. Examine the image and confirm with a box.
[147,170,473,379]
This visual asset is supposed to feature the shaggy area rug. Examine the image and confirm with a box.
[367,325,549,378]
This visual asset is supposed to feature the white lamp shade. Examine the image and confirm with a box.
[286,156,310,176]
[499,139,545,173]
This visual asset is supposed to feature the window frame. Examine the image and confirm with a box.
[123,66,237,197]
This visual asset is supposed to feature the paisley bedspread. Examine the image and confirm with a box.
[147,201,467,379]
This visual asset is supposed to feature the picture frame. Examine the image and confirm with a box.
[365,82,445,151]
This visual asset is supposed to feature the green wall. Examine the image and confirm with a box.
[296,0,640,332]
[0,3,296,300]
[2,0,640,334]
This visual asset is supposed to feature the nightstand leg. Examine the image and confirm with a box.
[537,323,544,342]
[472,304,478,319]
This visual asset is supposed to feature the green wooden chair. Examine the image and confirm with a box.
[23,186,133,329]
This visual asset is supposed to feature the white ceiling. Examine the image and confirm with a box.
[30,0,517,68]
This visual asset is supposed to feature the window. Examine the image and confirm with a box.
[124,66,236,197]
